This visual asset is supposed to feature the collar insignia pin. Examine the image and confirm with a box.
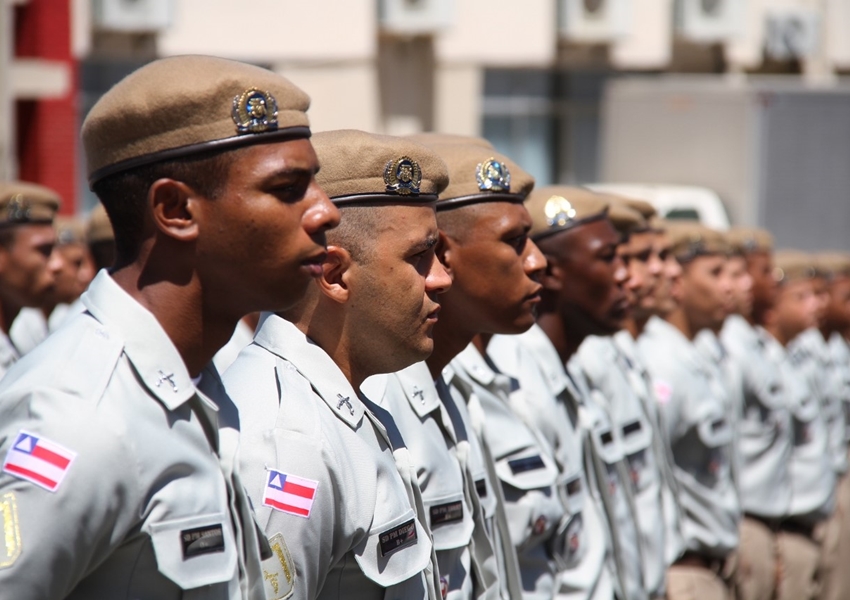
[412,386,425,404]
[475,158,511,192]
[337,394,354,416]
[156,370,178,392]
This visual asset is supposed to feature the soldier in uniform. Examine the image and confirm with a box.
[0,55,339,598]
[0,181,61,377]
[224,130,449,600]
[637,222,741,600]
[761,250,834,600]
[491,187,645,600]
[415,138,570,599]
[86,203,115,273]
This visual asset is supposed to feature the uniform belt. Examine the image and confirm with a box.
[674,551,725,575]
[744,512,784,531]
[745,512,818,538]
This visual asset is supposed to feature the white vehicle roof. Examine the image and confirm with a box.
[585,183,731,230]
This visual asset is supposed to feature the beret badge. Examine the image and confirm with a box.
[232,88,279,135]
[476,158,511,192]
[384,156,422,196]
[544,195,577,228]
[7,194,31,223]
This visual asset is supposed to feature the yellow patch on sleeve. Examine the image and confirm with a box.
[262,532,296,599]
[0,492,21,568]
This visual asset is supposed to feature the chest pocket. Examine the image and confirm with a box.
[353,509,432,587]
[790,393,820,447]
[693,410,733,488]
[424,490,475,552]
[149,512,238,590]
[550,474,585,570]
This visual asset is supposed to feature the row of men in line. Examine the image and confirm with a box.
[0,54,846,600]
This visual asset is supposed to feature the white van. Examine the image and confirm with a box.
[585,183,731,231]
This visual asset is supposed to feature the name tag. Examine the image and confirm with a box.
[475,478,487,498]
[430,501,464,526]
[379,518,417,557]
[566,477,582,496]
[181,524,225,559]
[622,420,642,436]
[508,455,546,475]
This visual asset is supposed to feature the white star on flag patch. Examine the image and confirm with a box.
[3,430,76,492]
[262,469,318,518]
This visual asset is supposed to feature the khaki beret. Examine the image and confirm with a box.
[407,132,494,149]
[814,252,850,279]
[83,55,311,186]
[526,186,609,241]
[0,181,60,225]
[609,194,656,226]
[608,202,646,235]
[725,227,774,255]
[665,221,730,262]
[87,204,114,243]
[773,250,817,284]
[312,130,448,206]
[54,216,86,246]
[412,138,534,210]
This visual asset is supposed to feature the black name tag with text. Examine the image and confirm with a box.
[430,501,464,526]
[508,455,546,474]
[379,518,417,557]
[475,478,487,498]
[181,524,225,559]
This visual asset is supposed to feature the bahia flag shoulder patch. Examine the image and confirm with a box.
[3,430,76,492]
[262,469,318,519]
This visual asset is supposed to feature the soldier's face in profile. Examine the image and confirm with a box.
[726,255,753,318]
[345,204,451,371]
[774,279,819,339]
[0,223,60,308]
[194,139,340,315]
[680,255,732,332]
[547,218,629,334]
[650,232,681,317]
[440,202,545,335]
[747,251,777,315]
[621,231,659,315]
[52,243,95,305]
[811,276,830,327]
[826,276,850,331]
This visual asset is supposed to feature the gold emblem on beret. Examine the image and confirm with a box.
[544,195,577,228]
[476,158,511,192]
[232,88,279,134]
[384,156,422,196]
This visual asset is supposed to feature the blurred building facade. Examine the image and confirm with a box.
[2,0,849,214]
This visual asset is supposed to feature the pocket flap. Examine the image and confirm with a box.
[495,450,559,490]
[149,513,237,590]
[619,417,652,455]
[424,491,475,551]
[353,509,432,587]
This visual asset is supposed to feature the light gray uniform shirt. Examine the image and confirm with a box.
[363,361,500,600]
[576,335,667,599]
[0,329,19,380]
[828,333,850,445]
[0,270,267,599]
[223,314,438,600]
[720,315,793,518]
[638,317,740,559]
[762,330,835,523]
[448,343,567,600]
[10,307,48,356]
[614,330,686,570]
[489,325,617,600]
[790,328,849,475]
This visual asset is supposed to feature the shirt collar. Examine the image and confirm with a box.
[81,270,196,411]
[395,361,441,418]
[252,312,365,430]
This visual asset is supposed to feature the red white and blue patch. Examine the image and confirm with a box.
[3,430,76,492]
[262,469,318,518]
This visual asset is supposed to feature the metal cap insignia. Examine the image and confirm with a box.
[544,195,577,228]
[7,194,31,223]
[232,88,279,135]
[475,158,511,192]
[384,156,422,196]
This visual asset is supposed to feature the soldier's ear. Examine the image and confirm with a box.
[316,245,352,304]
[541,254,563,292]
[148,179,198,243]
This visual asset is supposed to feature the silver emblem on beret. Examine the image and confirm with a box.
[232,88,279,134]
[544,195,577,228]
[7,194,31,223]
[384,156,422,196]
[476,158,511,192]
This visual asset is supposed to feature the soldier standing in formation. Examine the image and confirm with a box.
[1,53,850,600]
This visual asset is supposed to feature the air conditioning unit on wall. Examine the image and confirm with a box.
[93,0,173,32]
[559,0,631,43]
[379,0,454,35]
[764,8,821,60]
[676,0,745,43]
